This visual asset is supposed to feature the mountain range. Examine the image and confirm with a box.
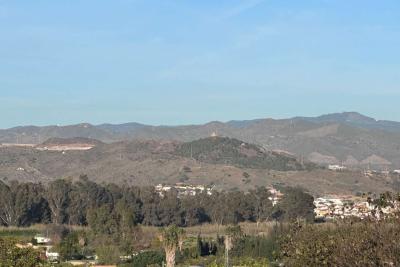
[1,112,400,169]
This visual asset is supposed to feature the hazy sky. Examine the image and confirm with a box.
[1,0,400,128]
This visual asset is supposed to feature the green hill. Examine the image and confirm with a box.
[175,137,316,171]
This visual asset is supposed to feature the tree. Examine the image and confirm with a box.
[181,197,209,226]
[158,190,184,226]
[177,227,186,252]
[57,231,82,261]
[0,181,48,226]
[140,187,163,226]
[87,204,119,236]
[224,225,242,267]
[0,181,21,226]
[67,175,114,225]
[114,198,141,253]
[159,225,186,267]
[46,180,72,224]
[274,187,315,222]
[251,187,273,225]
[0,237,42,267]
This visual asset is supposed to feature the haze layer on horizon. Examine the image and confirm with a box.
[1,0,400,128]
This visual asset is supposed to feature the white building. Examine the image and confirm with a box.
[46,250,60,262]
[328,165,347,171]
[34,236,51,244]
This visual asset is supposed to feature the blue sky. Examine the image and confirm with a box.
[1,0,400,128]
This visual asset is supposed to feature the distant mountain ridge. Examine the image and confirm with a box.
[296,112,400,133]
[1,112,399,168]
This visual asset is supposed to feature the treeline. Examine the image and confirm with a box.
[0,176,315,228]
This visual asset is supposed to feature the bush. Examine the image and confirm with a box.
[0,237,42,267]
[279,221,400,267]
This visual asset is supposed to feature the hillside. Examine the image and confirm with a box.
[175,137,316,171]
[1,112,399,169]
[40,137,103,146]
[0,138,398,196]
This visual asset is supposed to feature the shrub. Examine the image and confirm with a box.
[0,237,42,267]
[279,221,400,267]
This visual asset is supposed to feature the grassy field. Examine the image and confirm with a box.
[0,222,277,241]
[0,225,42,242]
[182,222,277,237]
[0,224,89,242]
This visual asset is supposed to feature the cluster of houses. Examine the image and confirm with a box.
[154,184,284,205]
[155,183,213,197]
[363,169,400,177]
[328,165,347,171]
[327,164,400,177]
[314,195,400,221]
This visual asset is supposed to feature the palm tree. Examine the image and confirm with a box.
[177,228,186,252]
[224,225,242,267]
[159,225,186,267]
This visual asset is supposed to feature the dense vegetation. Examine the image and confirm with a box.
[0,176,315,266]
[0,237,43,267]
[279,220,400,267]
[175,137,316,171]
[2,181,400,266]
[0,176,314,228]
